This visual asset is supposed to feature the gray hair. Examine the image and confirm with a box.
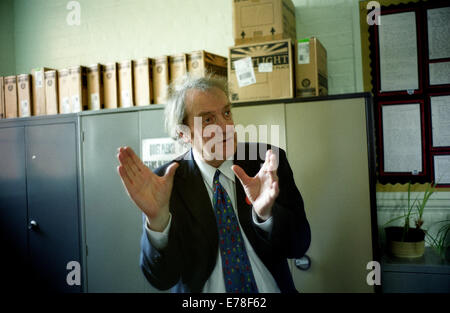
[164,72,230,142]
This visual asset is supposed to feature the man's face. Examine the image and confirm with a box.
[184,87,237,163]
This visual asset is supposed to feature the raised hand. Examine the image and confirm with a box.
[232,149,279,221]
[116,146,179,232]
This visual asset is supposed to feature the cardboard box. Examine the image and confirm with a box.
[103,63,118,109]
[31,67,52,116]
[233,0,296,45]
[87,64,104,110]
[118,60,134,108]
[169,54,187,84]
[228,38,294,103]
[134,58,153,106]
[45,70,59,115]
[17,74,32,117]
[58,69,71,114]
[295,37,328,97]
[69,66,88,113]
[152,56,169,104]
[188,50,228,79]
[4,76,18,118]
[0,77,5,119]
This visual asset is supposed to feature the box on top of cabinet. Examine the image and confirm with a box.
[118,60,134,108]
[68,66,88,113]
[4,75,18,118]
[87,64,104,111]
[295,37,328,97]
[17,74,32,117]
[31,67,52,116]
[0,77,5,119]
[134,58,153,106]
[228,38,294,103]
[169,54,187,84]
[103,63,118,109]
[187,50,228,79]
[152,56,169,105]
[233,0,296,45]
[45,70,59,115]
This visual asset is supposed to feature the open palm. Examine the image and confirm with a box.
[116,146,178,231]
[232,149,279,221]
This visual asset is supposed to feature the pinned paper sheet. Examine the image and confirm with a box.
[234,57,256,87]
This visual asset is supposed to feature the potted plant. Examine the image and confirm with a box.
[425,220,450,261]
[384,182,436,258]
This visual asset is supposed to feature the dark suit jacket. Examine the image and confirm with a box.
[140,142,311,293]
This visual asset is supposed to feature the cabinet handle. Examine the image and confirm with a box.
[28,220,39,231]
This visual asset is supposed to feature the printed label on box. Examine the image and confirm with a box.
[36,71,44,88]
[91,93,100,110]
[72,95,81,112]
[121,90,131,107]
[62,97,71,113]
[21,100,30,117]
[298,41,310,64]
[234,57,256,87]
[258,62,273,73]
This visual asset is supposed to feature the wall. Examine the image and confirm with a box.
[7,0,364,95]
[293,0,364,94]
[12,0,233,74]
[0,0,16,76]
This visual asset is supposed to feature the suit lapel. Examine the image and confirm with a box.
[174,149,218,252]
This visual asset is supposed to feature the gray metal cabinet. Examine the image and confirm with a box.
[0,116,83,292]
[80,106,167,292]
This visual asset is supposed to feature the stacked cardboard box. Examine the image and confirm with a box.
[17,74,32,117]
[153,56,169,104]
[58,68,71,114]
[169,54,187,84]
[229,0,328,101]
[229,0,297,102]
[31,67,52,116]
[0,77,4,119]
[103,63,118,109]
[134,58,153,106]
[69,66,88,113]
[229,39,294,102]
[118,60,134,108]
[188,50,228,79]
[233,0,296,45]
[4,76,18,118]
[87,64,104,110]
[45,70,59,115]
[295,37,328,97]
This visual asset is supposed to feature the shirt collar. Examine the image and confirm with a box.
[192,148,235,188]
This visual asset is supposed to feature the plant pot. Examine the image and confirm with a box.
[385,226,425,258]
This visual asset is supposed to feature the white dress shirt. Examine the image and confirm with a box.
[145,149,280,293]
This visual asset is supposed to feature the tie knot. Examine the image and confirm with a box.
[214,169,221,184]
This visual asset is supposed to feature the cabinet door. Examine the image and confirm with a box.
[26,123,81,292]
[286,98,374,293]
[232,103,287,151]
[82,112,155,292]
[0,126,29,288]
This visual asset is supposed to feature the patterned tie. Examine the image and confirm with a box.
[212,169,258,293]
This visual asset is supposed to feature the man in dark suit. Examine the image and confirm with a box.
[117,74,310,293]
